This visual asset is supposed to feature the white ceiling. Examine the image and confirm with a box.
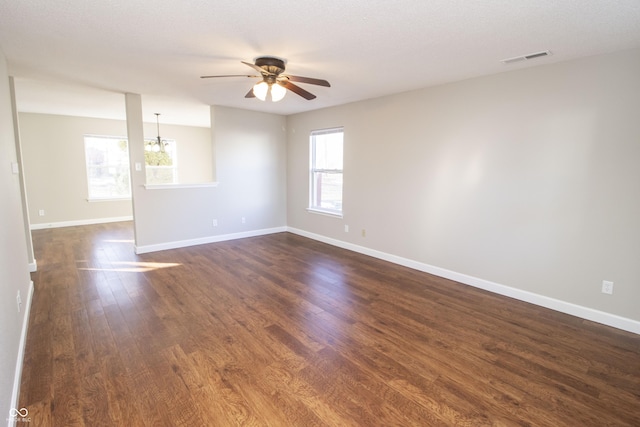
[1,0,639,127]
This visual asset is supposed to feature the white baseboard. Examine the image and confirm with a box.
[10,280,34,426]
[30,216,133,230]
[135,226,288,254]
[287,227,640,335]
[28,260,36,273]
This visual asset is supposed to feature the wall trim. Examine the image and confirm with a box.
[30,216,133,230]
[287,227,640,335]
[144,182,219,190]
[135,226,288,254]
[28,260,37,273]
[10,280,34,426]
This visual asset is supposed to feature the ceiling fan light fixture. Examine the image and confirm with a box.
[271,83,286,102]
[253,81,286,102]
[253,81,269,101]
[203,57,330,101]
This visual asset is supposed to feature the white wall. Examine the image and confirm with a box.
[131,104,287,251]
[19,113,131,226]
[287,49,640,325]
[0,48,33,425]
[212,106,287,234]
[19,113,213,226]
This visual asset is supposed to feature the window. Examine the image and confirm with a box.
[310,128,344,215]
[145,139,177,185]
[84,135,131,200]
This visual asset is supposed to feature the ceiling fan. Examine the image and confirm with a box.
[200,56,330,102]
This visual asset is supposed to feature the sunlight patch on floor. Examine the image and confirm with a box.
[77,261,181,273]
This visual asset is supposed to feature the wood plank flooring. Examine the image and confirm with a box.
[19,221,640,426]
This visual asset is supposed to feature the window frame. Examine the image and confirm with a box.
[144,138,178,185]
[308,127,344,217]
[83,135,132,201]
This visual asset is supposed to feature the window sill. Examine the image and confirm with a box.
[306,208,343,218]
[143,182,219,190]
[87,197,131,202]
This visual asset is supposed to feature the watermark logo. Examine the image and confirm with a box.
[7,407,31,423]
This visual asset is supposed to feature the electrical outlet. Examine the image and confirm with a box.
[344,225,349,233]
[361,229,366,237]
[241,217,246,224]
[212,219,218,227]
[38,209,45,216]
[17,290,22,313]
[601,280,614,295]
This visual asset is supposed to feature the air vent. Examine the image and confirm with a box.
[501,50,552,65]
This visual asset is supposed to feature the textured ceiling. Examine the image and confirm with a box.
[1,0,639,127]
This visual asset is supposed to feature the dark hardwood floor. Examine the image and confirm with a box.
[19,221,640,426]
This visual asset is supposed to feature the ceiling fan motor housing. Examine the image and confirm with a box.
[255,56,286,75]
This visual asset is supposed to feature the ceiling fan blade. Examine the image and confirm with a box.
[244,88,256,98]
[284,75,331,87]
[200,74,258,79]
[280,81,316,100]
[241,61,272,75]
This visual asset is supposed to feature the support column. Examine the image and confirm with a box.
[8,77,36,271]
[124,93,145,248]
